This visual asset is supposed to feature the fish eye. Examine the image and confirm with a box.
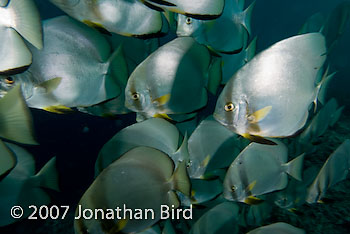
[185,17,192,25]
[231,185,237,192]
[131,92,140,101]
[224,102,235,112]
[5,77,14,84]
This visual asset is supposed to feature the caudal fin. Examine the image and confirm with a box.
[285,153,305,181]
[241,0,256,35]
[316,66,337,106]
[0,139,16,181]
[0,85,38,145]
[7,0,43,49]
[0,28,32,73]
[33,157,60,191]
[172,161,191,196]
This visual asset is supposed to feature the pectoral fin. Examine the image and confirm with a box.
[153,113,172,120]
[39,77,62,93]
[153,93,171,106]
[43,105,73,114]
[244,196,264,205]
[248,106,272,123]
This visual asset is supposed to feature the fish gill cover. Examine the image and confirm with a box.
[0,0,350,233]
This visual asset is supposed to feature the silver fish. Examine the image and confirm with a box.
[187,115,243,179]
[125,37,210,121]
[75,146,190,234]
[214,33,327,142]
[96,118,189,175]
[223,140,304,204]
[49,0,165,37]
[306,139,350,203]
[0,16,124,111]
[0,144,58,226]
[176,0,255,53]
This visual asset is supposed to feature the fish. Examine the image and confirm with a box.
[125,37,210,121]
[214,33,327,142]
[0,16,125,111]
[189,202,240,234]
[49,0,166,37]
[223,140,304,204]
[74,146,190,234]
[271,166,318,211]
[95,118,189,175]
[0,0,42,73]
[0,143,58,226]
[246,222,305,234]
[176,0,255,53]
[141,0,225,19]
[0,140,16,181]
[187,115,243,179]
[0,85,37,144]
[306,139,350,204]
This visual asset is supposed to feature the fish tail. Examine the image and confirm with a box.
[31,157,60,191]
[0,85,38,145]
[104,46,127,100]
[245,36,257,62]
[315,66,337,108]
[173,132,190,163]
[171,161,191,196]
[7,0,43,49]
[284,153,305,181]
[241,0,256,35]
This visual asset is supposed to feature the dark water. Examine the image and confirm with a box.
[1,0,350,233]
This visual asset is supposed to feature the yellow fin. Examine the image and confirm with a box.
[43,105,73,114]
[109,218,128,233]
[200,154,211,168]
[248,106,272,123]
[288,208,298,213]
[241,133,277,145]
[317,199,325,204]
[244,196,264,205]
[153,93,171,106]
[190,190,197,202]
[191,189,196,197]
[153,113,172,120]
[246,180,257,192]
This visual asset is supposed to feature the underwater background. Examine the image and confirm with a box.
[0,0,350,233]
